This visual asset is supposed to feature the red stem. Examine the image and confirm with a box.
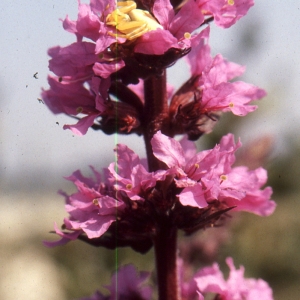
[143,71,179,300]
[154,220,179,300]
[143,70,169,172]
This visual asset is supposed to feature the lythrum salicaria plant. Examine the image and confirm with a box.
[43,0,276,299]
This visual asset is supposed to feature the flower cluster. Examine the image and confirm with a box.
[80,258,273,300]
[45,132,275,248]
[80,264,152,300]
[43,0,276,298]
[42,0,264,138]
[152,131,275,216]
[182,257,273,300]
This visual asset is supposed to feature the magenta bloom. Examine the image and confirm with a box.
[185,27,266,117]
[42,76,110,135]
[43,0,262,136]
[43,167,125,247]
[194,257,273,300]
[108,144,166,201]
[197,0,255,28]
[44,142,168,248]
[134,0,205,54]
[81,264,152,300]
[151,131,276,216]
[42,0,204,135]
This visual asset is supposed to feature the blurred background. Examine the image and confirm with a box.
[1,0,300,299]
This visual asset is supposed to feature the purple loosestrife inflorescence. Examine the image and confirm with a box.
[45,132,275,249]
[43,166,125,247]
[151,131,275,215]
[42,0,265,138]
[43,0,276,299]
[81,258,273,300]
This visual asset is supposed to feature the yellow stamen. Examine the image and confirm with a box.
[220,175,227,181]
[228,0,234,5]
[184,32,191,39]
[229,102,234,108]
[92,199,99,206]
[126,183,133,190]
[76,106,83,114]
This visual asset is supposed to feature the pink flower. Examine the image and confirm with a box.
[42,0,126,135]
[44,0,201,135]
[47,42,97,78]
[134,0,205,54]
[44,142,169,248]
[151,131,276,216]
[105,265,152,300]
[80,264,152,300]
[42,75,110,135]
[185,29,266,117]
[108,143,166,201]
[197,0,255,28]
[43,167,125,247]
[194,257,274,299]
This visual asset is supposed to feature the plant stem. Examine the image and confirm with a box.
[143,71,179,300]
[154,220,179,300]
[143,70,169,172]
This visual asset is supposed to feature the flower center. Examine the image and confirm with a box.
[220,174,227,182]
[126,183,133,190]
[76,107,83,114]
[106,1,162,41]
[93,199,99,206]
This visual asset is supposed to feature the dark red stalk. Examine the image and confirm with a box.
[143,70,169,172]
[143,71,179,300]
[154,219,179,300]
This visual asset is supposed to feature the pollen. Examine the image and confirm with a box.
[126,183,133,190]
[76,106,83,114]
[220,175,227,181]
[194,163,200,169]
[184,32,191,39]
[92,199,99,206]
[229,102,234,108]
[228,0,234,5]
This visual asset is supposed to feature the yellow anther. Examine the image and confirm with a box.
[126,183,133,190]
[229,102,234,108]
[194,163,200,169]
[228,0,234,5]
[184,32,191,39]
[76,106,83,113]
[220,175,227,181]
[92,199,99,205]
